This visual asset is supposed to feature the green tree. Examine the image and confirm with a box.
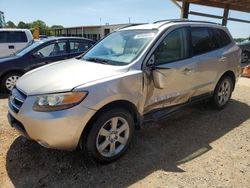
[6,21,16,28]
[17,21,28,29]
[31,20,47,35]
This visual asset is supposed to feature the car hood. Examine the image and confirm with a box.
[16,58,129,95]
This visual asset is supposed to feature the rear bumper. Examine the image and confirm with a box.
[8,95,96,150]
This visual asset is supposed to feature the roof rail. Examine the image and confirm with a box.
[118,23,145,30]
[154,19,219,26]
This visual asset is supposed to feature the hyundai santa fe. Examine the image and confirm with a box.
[8,20,241,162]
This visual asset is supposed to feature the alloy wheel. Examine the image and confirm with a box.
[217,79,231,106]
[96,116,130,157]
[5,75,20,91]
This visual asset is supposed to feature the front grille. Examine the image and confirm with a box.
[9,87,27,113]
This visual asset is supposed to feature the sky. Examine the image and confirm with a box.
[0,0,249,38]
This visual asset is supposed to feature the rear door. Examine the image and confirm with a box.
[29,40,68,70]
[190,26,231,96]
[12,31,28,53]
[0,31,15,57]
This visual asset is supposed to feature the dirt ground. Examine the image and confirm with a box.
[0,78,249,188]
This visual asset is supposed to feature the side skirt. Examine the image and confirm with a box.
[143,92,212,123]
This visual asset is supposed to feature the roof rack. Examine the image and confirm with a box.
[154,19,219,26]
[118,23,145,30]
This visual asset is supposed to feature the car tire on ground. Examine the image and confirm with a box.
[82,108,135,163]
[0,72,22,93]
[211,76,233,109]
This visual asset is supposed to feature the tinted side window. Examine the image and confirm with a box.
[13,31,28,43]
[36,42,67,57]
[69,41,92,53]
[191,27,217,55]
[213,28,231,48]
[0,32,8,43]
[155,28,189,65]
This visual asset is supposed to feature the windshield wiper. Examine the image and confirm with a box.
[84,57,111,65]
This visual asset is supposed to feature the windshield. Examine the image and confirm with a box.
[15,40,43,56]
[82,30,157,65]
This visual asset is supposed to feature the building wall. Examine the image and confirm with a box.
[55,24,129,41]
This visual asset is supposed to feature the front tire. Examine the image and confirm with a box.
[83,108,134,163]
[211,76,233,109]
[1,72,22,93]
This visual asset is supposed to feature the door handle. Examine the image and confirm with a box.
[8,45,15,49]
[219,56,227,62]
[182,68,193,75]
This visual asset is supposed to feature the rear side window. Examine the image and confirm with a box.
[0,31,27,43]
[13,31,28,43]
[0,32,8,43]
[69,41,92,53]
[191,27,217,56]
[212,28,231,48]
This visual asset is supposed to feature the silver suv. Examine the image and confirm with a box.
[8,20,241,162]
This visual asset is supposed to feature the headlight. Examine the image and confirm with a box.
[33,92,88,112]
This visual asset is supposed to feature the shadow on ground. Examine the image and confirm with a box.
[6,100,250,188]
[0,93,8,99]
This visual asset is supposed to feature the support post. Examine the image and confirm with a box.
[181,0,190,18]
[222,7,229,26]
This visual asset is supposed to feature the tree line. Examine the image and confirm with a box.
[5,20,64,35]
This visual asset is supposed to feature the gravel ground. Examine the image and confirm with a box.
[0,78,249,188]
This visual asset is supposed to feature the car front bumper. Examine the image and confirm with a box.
[8,95,96,150]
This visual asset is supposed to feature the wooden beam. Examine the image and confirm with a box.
[181,0,190,18]
[222,6,229,25]
[228,17,250,24]
[176,0,250,12]
[171,0,181,9]
[189,11,223,19]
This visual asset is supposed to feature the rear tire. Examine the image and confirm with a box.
[82,108,135,163]
[211,76,233,109]
[0,72,22,93]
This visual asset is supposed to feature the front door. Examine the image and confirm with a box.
[29,41,68,70]
[144,27,197,113]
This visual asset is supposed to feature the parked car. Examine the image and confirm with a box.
[238,40,250,63]
[0,37,95,92]
[0,29,33,57]
[8,20,241,163]
[39,35,48,39]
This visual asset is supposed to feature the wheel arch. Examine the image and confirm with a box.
[78,100,142,149]
[0,69,25,92]
[0,69,25,80]
[219,70,236,90]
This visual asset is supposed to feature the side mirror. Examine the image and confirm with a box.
[32,52,41,58]
[152,69,167,89]
[148,54,167,89]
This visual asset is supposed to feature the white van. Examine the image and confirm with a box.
[0,29,33,57]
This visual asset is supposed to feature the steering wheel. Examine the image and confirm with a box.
[38,51,44,58]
